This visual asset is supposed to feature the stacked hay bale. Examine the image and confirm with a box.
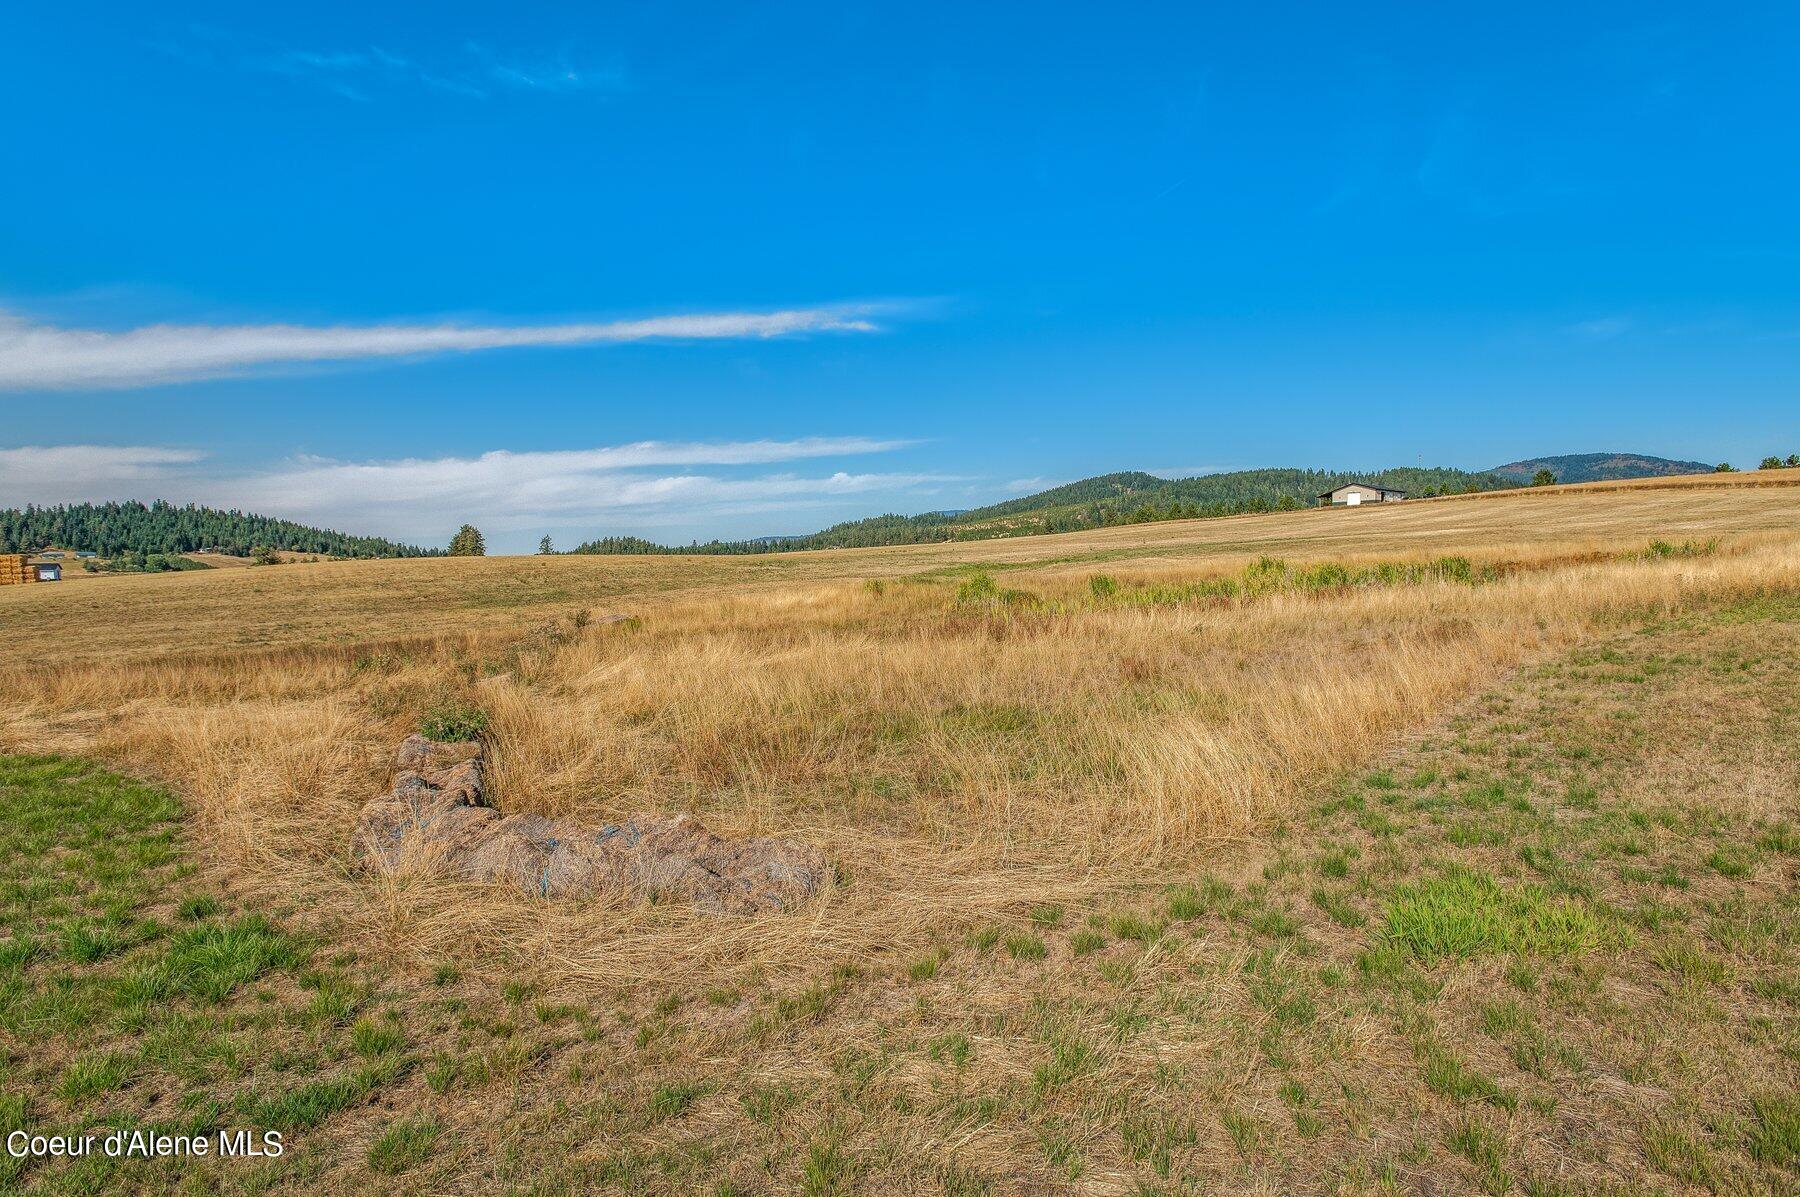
[0,554,34,585]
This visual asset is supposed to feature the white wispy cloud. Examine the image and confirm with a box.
[463,41,624,96]
[0,439,956,545]
[158,27,625,102]
[1002,477,1063,493]
[0,445,206,506]
[227,445,951,535]
[0,307,882,391]
[1565,316,1634,341]
[262,43,625,101]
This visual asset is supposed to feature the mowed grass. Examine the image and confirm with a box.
[3,588,1796,1193]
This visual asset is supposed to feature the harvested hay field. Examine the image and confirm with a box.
[3,472,1796,661]
[0,479,1796,1193]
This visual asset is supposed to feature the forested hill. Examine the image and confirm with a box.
[0,501,435,558]
[1485,452,1712,485]
[572,465,1511,556]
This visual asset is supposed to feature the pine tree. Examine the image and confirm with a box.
[448,525,487,557]
[537,535,555,555]
[1530,468,1557,487]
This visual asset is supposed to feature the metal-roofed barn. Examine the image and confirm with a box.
[1318,482,1406,507]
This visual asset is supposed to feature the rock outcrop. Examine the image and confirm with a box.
[355,735,829,914]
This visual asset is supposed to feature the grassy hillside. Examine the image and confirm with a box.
[573,465,1512,555]
[1487,452,1713,485]
[0,500,435,559]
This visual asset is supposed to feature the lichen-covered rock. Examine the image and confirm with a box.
[354,735,829,914]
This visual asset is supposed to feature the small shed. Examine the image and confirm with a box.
[34,562,62,582]
[1318,482,1406,507]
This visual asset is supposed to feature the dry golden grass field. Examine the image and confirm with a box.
[0,473,1796,1194]
[4,471,1797,661]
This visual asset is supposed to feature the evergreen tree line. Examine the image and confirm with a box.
[568,466,1515,556]
[0,501,437,559]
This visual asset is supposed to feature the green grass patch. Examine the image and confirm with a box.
[1653,941,1734,986]
[351,1015,404,1057]
[1448,1119,1511,1196]
[1747,1093,1798,1168]
[59,1050,133,1102]
[244,1057,401,1130]
[1004,934,1048,961]
[1311,887,1365,928]
[1705,847,1754,879]
[1032,1030,1101,1094]
[647,1080,710,1122]
[1108,913,1163,943]
[126,916,308,1004]
[1069,930,1105,956]
[1384,868,1618,962]
[1643,1124,1719,1188]
[1420,1043,1515,1111]
[368,1116,442,1174]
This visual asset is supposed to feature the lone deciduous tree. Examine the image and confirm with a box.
[448,525,486,557]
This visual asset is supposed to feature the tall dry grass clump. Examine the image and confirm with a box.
[2,529,1797,988]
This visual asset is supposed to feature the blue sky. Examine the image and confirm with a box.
[2,3,1796,551]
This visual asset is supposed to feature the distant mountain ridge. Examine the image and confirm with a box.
[1485,453,1712,485]
[572,464,1513,556]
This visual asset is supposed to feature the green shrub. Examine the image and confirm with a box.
[955,571,999,603]
[418,703,489,743]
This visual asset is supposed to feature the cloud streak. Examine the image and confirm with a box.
[0,307,882,391]
[228,442,949,534]
[157,27,626,102]
[262,43,625,101]
[0,445,207,506]
[0,439,955,545]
